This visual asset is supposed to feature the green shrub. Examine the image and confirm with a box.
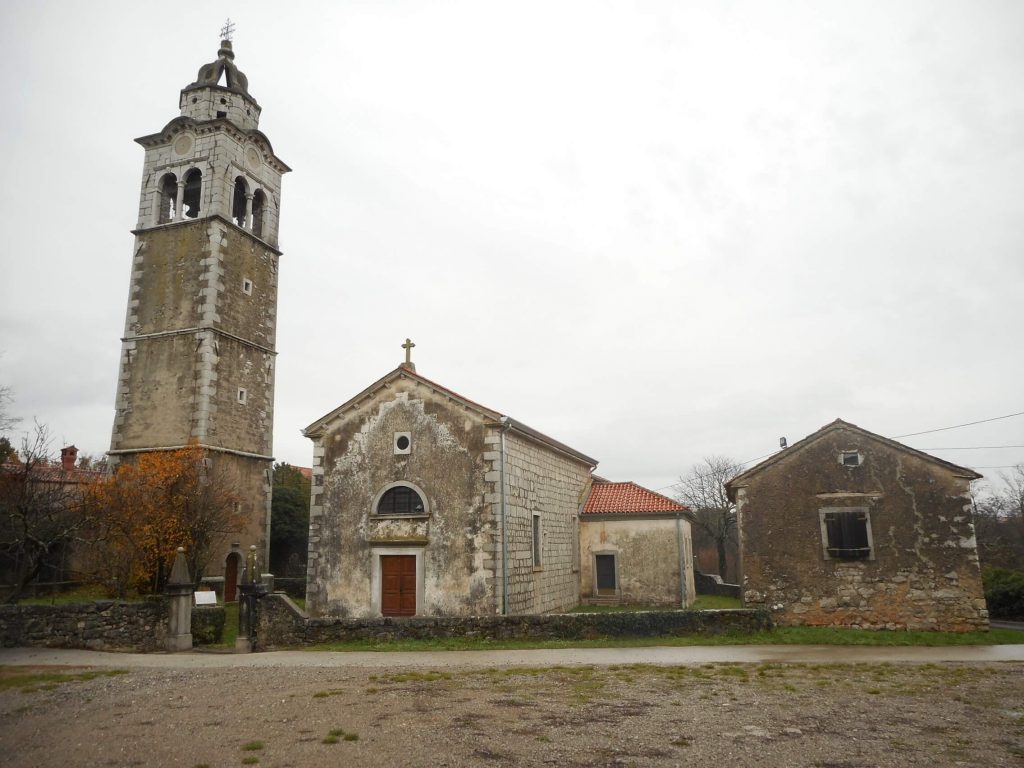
[191,605,226,644]
[982,567,1024,620]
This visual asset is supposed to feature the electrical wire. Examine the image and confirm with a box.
[892,411,1024,438]
[918,446,1024,450]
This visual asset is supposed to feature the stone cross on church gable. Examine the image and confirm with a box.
[221,18,236,42]
[401,338,416,371]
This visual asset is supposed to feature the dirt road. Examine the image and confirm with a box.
[2,658,1022,767]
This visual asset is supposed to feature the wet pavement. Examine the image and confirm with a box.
[2,643,1023,669]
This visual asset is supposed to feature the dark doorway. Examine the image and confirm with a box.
[381,555,416,616]
[224,552,241,602]
[595,554,617,596]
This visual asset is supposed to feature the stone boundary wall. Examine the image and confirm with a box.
[0,600,169,652]
[255,593,771,649]
[695,571,742,598]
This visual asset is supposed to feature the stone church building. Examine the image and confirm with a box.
[303,357,696,617]
[108,35,289,592]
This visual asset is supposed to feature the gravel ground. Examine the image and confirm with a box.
[1,661,1022,767]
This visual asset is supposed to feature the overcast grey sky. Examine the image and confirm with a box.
[1,0,1021,495]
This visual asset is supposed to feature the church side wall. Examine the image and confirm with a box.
[492,431,588,615]
[306,380,495,618]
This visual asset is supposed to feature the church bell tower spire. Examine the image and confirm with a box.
[109,31,291,573]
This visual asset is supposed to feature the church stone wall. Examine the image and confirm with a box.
[205,335,274,456]
[112,334,196,450]
[306,379,495,618]
[737,430,988,632]
[130,224,209,335]
[204,453,271,579]
[211,225,279,349]
[485,431,589,615]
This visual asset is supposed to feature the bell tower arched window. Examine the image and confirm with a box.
[182,168,202,219]
[232,176,250,228]
[157,173,178,224]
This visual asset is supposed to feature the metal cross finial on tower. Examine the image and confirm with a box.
[221,18,236,42]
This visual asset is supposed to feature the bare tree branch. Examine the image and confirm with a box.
[675,455,744,581]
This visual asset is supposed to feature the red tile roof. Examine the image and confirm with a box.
[583,481,688,515]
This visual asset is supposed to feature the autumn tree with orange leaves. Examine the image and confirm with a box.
[87,443,243,596]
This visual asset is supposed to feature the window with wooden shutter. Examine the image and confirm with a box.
[819,507,873,560]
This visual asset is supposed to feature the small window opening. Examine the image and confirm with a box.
[242,278,253,295]
[220,98,227,105]
[232,176,249,228]
[216,110,228,119]
[157,173,177,223]
[822,509,871,560]
[841,451,862,467]
[237,387,247,404]
[251,189,266,238]
[182,168,202,218]
[191,97,197,104]
[377,486,425,516]
[394,432,412,455]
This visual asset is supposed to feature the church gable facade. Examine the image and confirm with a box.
[303,363,597,618]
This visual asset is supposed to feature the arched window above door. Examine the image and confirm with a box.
[374,483,428,516]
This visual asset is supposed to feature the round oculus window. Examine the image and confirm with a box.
[396,435,410,451]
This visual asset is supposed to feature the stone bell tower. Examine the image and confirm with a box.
[109,31,290,577]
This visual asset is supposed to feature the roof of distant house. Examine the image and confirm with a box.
[583,481,690,517]
[725,418,983,502]
[0,460,105,485]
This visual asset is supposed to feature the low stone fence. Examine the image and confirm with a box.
[695,571,742,599]
[255,593,771,650]
[0,600,169,652]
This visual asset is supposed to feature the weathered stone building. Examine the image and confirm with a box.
[108,35,289,583]
[727,420,988,631]
[580,481,696,607]
[303,360,598,617]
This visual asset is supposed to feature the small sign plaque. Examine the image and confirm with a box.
[194,590,217,606]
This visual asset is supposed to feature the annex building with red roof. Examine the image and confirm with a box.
[579,481,696,606]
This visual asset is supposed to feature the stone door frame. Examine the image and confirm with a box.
[593,550,620,597]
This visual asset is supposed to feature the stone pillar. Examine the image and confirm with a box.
[236,545,266,652]
[164,547,194,652]
[244,193,254,230]
[174,182,185,222]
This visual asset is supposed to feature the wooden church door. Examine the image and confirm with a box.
[381,555,417,616]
